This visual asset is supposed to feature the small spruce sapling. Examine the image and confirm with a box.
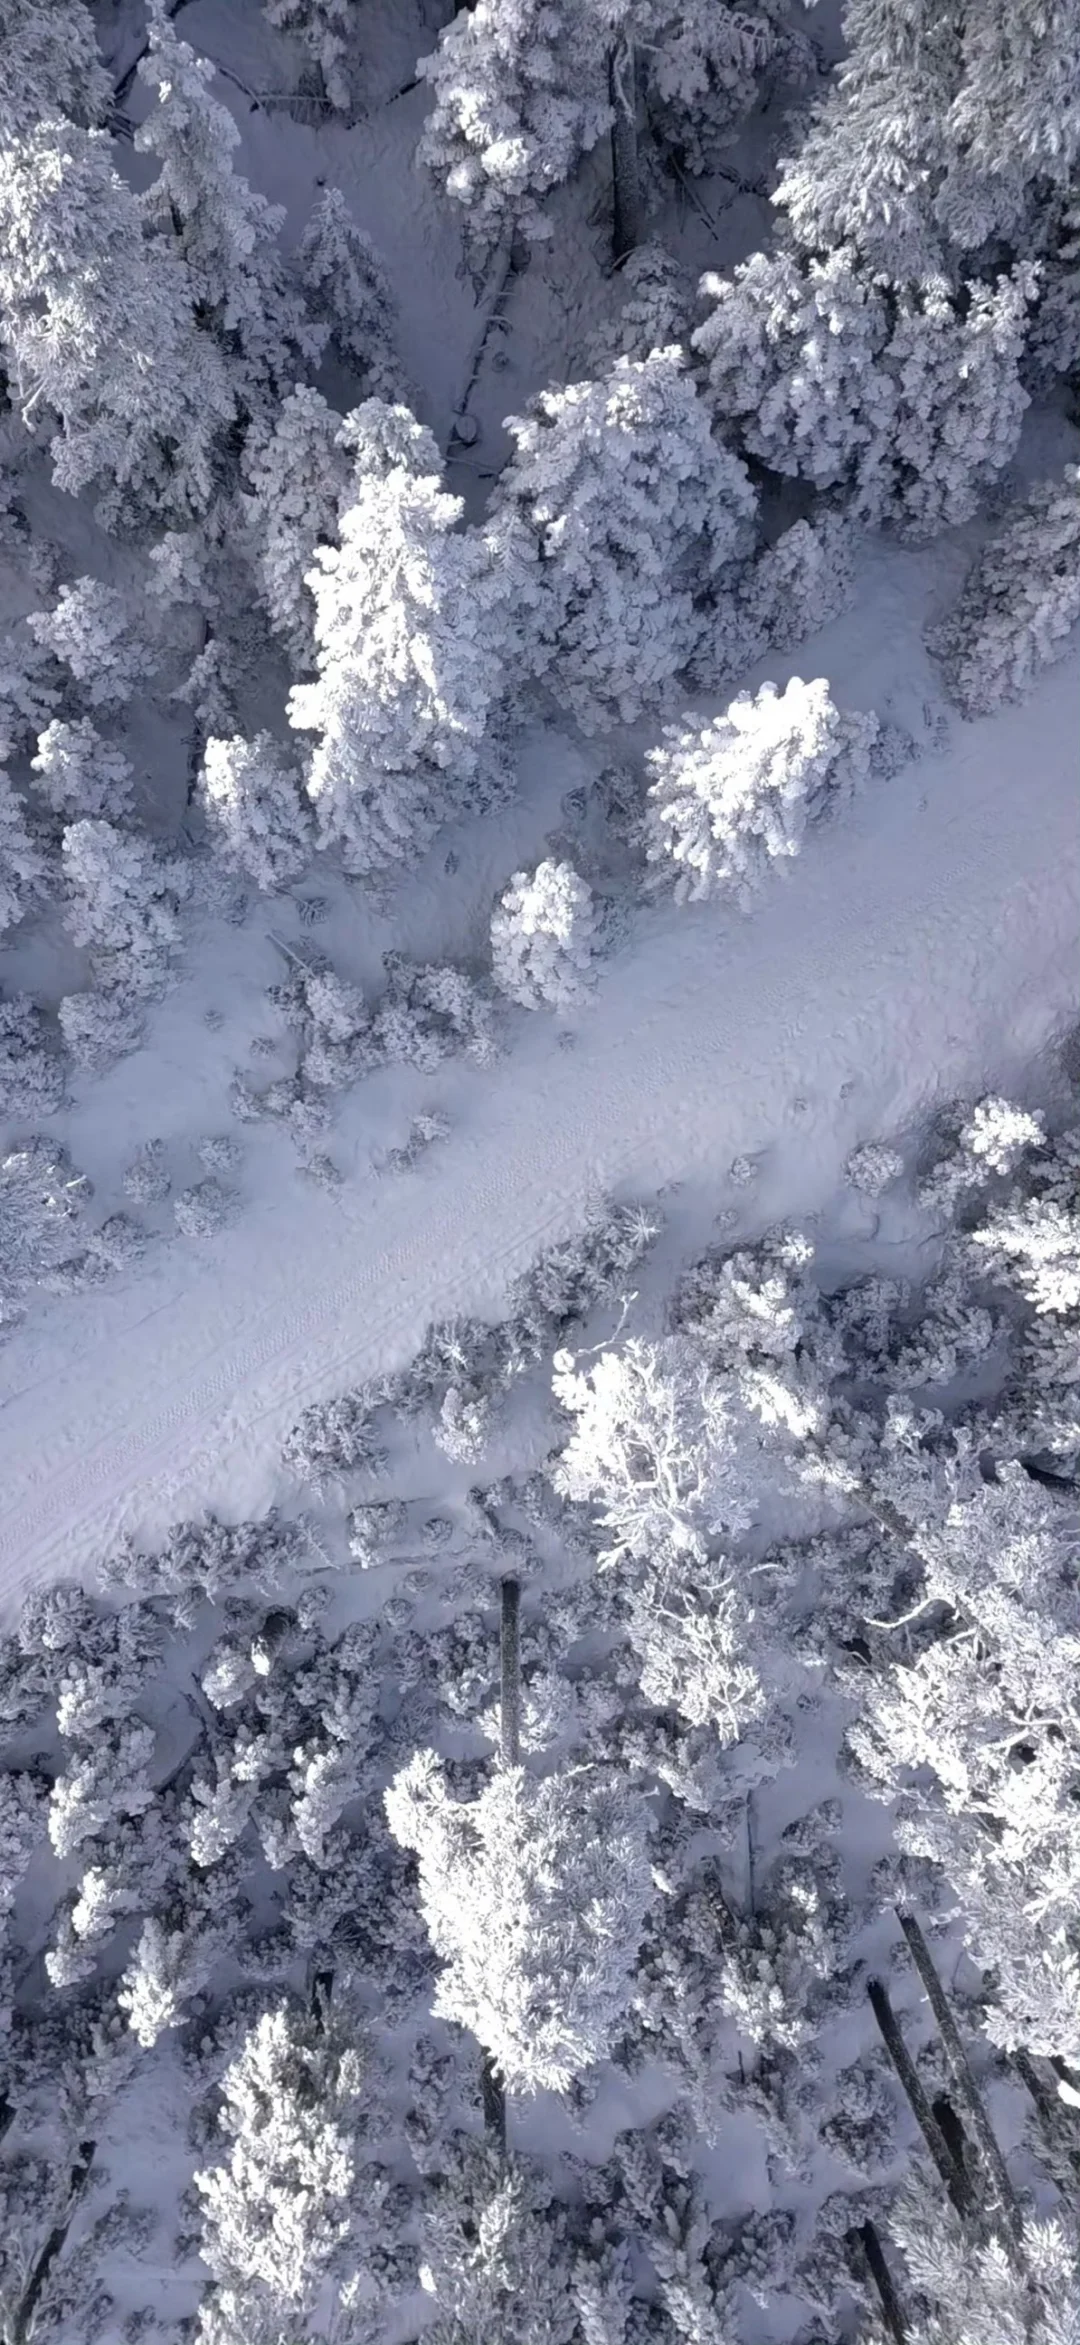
[296,190,405,399]
[490,859,600,1011]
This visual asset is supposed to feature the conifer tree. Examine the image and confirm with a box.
[137,0,319,405]
[0,119,235,527]
[289,402,530,874]
[296,189,406,401]
[492,348,757,730]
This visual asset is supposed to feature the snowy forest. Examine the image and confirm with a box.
[0,0,1079,2340]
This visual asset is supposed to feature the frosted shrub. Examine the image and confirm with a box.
[199,733,313,892]
[928,464,1080,717]
[59,989,144,1072]
[122,1141,171,1204]
[196,1135,242,1176]
[31,719,135,825]
[174,1177,238,1238]
[845,1143,904,1197]
[492,350,757,732]
[28,580,152,709]
[490,859,599,1012]
[644,679,879,906]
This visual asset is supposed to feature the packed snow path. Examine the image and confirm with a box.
[1,630,1077,1600]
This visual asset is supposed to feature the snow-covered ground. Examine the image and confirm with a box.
[3,524,1076,1600]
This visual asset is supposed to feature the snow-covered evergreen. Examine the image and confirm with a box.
[0,119,235,526]
[136,1,319,406]
[296,189,405,400]
[199,732,313,892]
[491,859,600,1012]
[643,678,879,905]
[289,402,530,873]
[492,348,757,730]
[928,462,1080,715]
[386,1749,654,2092]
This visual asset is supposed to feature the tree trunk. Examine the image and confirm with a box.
[500,1575,521,1767]
[868,1978,978,2222]
[848,2220,907,2345]
[10,2140,96,2345]
[897,1910,1025,2255]
[608,37,642,265]
[848,2213,904,2345]
[480,2052,506,2152]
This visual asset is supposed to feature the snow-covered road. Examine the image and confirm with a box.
[1,574,1077,1602]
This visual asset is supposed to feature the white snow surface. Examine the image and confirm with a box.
[2,530,1077,1601]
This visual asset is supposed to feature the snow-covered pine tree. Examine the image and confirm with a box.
[644,0,816,182]
[242,388,354,671]
[386,1748,654,2093]
[696,244,1032,534]
[850,1464,1080,2065]
[552,1332,755,1563]
[490,859,600,1012]
[491,347,757,731]
[0,119,236,527]
[61,821,190,997]
[194,2001,369,2343]
[295,189,406,400]
[0,770,47,936]
[694,510,861,693]
[137,1,319,407]
[928,463,1080,716]
[889,2165,1080,2345]
[880,267,1034,538]
[418,0,812,264]
[694,244,891,499]
[0,990,65,1120]
[584,241,694,372]
[0,0,110,137]
[199,733,313,892]
[289,401,530,875]
[27,582,153,712]
[643,678,878,906]
[776,0,1080,277]
[263,0,356,113]
[416,0,614,262]
[31,721,135,827]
